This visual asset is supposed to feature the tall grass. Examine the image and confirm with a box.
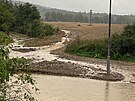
[65,36,108,59]
[65,34,135,62]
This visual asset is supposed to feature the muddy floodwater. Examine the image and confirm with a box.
[9,30,135,101]
[32,75,135,101]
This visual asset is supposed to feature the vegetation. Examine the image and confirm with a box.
[0,46,38,100]
[45,11,88,23]
[44,11,135,24]
[65,24,135,62]
[0,0,14,34]
[0,32,13,45]
[0,0,56,37]
[0,1,39,100]
[12,0,135,24]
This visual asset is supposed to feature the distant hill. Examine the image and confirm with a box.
[12,0,135,24]
[12,1,79,18]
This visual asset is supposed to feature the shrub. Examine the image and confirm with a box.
[0,1,56,38]
[0,31,13,45]
[65,38,107,59]
[43,23,55,36]
[0,47,38,100]
[65,24,135,62]
[26,20,44,37]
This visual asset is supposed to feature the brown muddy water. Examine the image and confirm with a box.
[9,30,135,101]
[32,75,135,101]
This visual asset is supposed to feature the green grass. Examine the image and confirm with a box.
[0,32,13,45]
[65,39,135,62]
[65,39,107,58]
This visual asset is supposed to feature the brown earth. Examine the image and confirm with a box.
[11,22,131,81]
[30,61,124,81]
[51,47,135,73]
[29,22,126,81]
[24,31,65,47]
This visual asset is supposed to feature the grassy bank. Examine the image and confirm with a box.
[65,39,135,62]
[65,24,135,62]
[0,32,13,45]
[65,39,107,58]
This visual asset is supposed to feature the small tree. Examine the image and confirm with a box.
[14,2,41,34]
[43,23,55,36]
[0,0,15,33]
[26,20,44,37]
[0,47,38,101]
[111,24,135,61]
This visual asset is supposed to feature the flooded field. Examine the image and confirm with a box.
[33,75,135,101]
[8,29,135,101]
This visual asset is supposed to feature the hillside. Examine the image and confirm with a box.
[12,0,135,24]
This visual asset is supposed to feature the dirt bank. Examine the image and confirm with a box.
[51,48,135,72]
[30,60,124,81]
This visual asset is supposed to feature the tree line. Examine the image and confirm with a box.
[11,0,135,24]
[0,0,57,37]
[44,11,135,24]
[44,11,109,23]
[45,11,88,22]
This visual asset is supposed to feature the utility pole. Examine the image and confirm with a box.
[107,0,112,75]
[89,10,92,26]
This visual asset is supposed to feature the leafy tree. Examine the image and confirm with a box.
[0,0,15,34]
[111,24,135,60]
[43,23,55,36]
[0,46,38,101]
[0,0,56,37]
[14,2,41,34]
[27,20,44,37]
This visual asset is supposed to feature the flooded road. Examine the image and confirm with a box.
[33,75,135,101]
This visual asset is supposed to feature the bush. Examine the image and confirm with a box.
[26,20,44,37]
[65,38,108,59]
[0,47,37,100]
[110,24,135,61]
[43,23,55,36]
[65,24,135,62]
[0,31,13,45]
[0,1,56,38]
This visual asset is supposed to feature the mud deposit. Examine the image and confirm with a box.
[8,29,135,101]
[9,30,134,81]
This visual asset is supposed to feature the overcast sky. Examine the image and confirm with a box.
[13,0,135,15]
